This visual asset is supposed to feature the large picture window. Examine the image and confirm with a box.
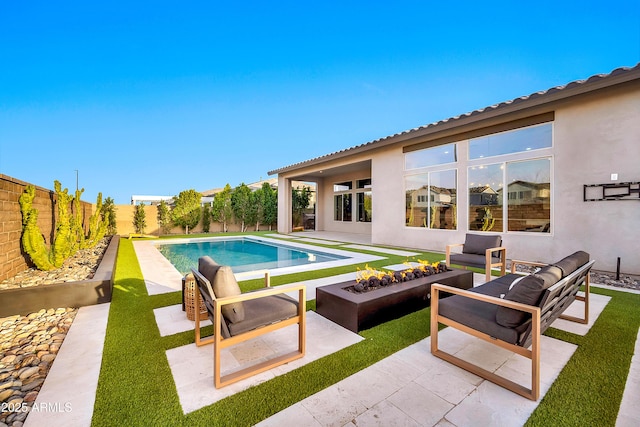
[468,158,551,233]
[506,159,551,232]
[405,170,457,229]
[468,164,504,232]
[356,179,372,222]
[333,181,353,222]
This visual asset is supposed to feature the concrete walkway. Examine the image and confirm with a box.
[23,237,640,426]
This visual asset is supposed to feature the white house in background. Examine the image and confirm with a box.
[268,64,640,274]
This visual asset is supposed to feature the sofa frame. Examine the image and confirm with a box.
[430,257,594,400]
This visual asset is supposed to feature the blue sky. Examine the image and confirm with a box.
[1,1,638,204]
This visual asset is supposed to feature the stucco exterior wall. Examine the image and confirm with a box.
[371,84,640,273]
[534,86,640,271]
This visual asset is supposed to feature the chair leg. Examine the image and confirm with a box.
[559,274,590,325]
[194,291,213,346]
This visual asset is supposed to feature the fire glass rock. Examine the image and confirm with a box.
[380,274,391,286]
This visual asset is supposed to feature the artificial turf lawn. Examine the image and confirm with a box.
[91,234,640,426]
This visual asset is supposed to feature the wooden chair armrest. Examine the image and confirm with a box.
[485,246,506,256]
[431,283,539,315]
[216,284,306,307]
[510,259,548,274]
[445,243,464,265]
[235,269,271,287]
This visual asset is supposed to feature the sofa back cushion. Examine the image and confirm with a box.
[198,256,222,284]
[495,275,545,328]
[533,265,563,289]
[213,266,245,323]
[463,234,502,256]
[553,251,590,277]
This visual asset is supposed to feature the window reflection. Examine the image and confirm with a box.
[405,170,457,229]
[506,159,551,232]
[469,123,552,159]
[468,164,503,232]
[405,143,456,169]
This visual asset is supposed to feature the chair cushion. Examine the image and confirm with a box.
[450,253,501,269]
[227,294,298,336]
[213,266,245,323]
[462,234,502,256]
[552,251,590,277]
[495,275,545,328]
[439,294,519,344]
[198,256,221,285]
[533,265,563,288]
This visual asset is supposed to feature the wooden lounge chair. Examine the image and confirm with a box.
[446,233,506,283]
[431,251,593,400]
[192,256,306,388]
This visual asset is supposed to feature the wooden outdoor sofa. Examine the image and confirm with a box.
[192,256,306,388]
[431,251,593,400]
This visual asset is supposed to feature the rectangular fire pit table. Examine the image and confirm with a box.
[316,268,473,332]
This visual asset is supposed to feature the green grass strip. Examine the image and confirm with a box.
[92,235,640,426]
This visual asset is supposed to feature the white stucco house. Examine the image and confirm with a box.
[268,64,640,274]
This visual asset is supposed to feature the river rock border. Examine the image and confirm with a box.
[0,308,77,427]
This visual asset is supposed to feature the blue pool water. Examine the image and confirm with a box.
[156,238,347,274]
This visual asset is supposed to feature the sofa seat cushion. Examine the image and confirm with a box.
[227,294,298,336]
[213,266,245,323]
[553,251,590,277]
[462,234,502,256]
[450,253,502,269]
[496,275,546,328]
[439,294,518,344]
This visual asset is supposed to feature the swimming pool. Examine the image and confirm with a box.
[155,237,350,274]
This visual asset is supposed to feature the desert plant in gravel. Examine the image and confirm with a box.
[18,181,107,271]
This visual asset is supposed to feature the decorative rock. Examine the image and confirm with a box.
[18,367,39,381]
[22,391,38,403]
[21,378,43,392]
[0,306,77,427]
[0,381,14,390]
[39,354,56,364]
[0,389,13,402]
[0,356,15,365]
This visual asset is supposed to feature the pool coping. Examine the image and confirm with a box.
[147,235,385,282]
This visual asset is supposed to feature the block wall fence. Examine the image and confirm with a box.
[0,174,93,282]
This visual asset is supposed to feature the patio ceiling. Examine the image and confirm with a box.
[282,159,371,182]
